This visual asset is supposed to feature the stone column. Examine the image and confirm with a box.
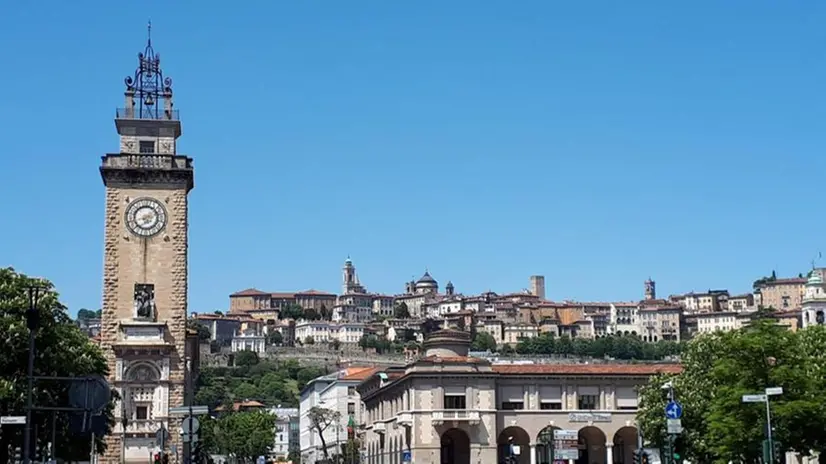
[530,444,537,464]
[606,442,614,464]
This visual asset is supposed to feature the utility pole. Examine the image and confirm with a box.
[23,285,45,464]
[663,381,683,464]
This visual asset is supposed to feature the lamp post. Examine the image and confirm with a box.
[23,283,46,464]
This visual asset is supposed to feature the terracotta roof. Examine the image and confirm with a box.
[296,289,336,296]
[420,356,486,363]
[341,367,382,381]
[230,288,269,296]
[214,400,266,412]
[492,364,682,375]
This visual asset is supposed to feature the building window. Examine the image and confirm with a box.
[540,401,562,410]
[139,140,155,154]
[444,394,466,409]
[578,394,599,410]
[135,405,149,420]
[501,401,524,410]
[348,386,356,396]
[347,402,355,415]
[782,296,790,308]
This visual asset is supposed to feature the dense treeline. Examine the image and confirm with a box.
[471,332,683,360]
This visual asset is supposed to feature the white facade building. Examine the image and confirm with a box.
[270,407,299,460]
[296,321,366,344]
[802,268,826,329]
[231,330,266,354]
[299,367,375,464]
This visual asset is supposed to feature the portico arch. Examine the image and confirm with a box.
[613,427,638,464]
[498,426,531,464]
[441,428,470,464]
[578,426,607,464]
[536,426,560,464]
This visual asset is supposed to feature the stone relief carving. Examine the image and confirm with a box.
[134,283,156,320]
[158,138,174,154]
[120,137,138,154]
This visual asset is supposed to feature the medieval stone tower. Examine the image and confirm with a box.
[99,26,193,462]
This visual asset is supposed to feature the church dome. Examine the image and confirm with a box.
[417,271,436,284]
[808,270,823,286]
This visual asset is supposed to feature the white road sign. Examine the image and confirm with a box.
[742,394,767,403]
[0,416,26,425]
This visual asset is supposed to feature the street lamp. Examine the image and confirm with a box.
[23,282,47,464]
[742,387,783,464]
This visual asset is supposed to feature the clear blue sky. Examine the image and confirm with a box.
[2,1,825,315]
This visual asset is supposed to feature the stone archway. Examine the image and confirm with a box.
[441,428,470,464]
[498,426,531,464]
[536,426,560,464]
[578,426,607,464]
[613,427,638,464]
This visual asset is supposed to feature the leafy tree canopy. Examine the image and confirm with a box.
[514,333,682,361]
[471,332,497,352]
[0,267,115,462]
[637,320,826,463]
[195,358,326,411]
[202,410,276,459]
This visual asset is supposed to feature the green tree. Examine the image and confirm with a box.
[267,330,283,346]
[308,407,341,461]
[0,268,116,462]
[210,411,276,459]
[637,321,826,463]
[471,332,497,352]
[187,318,211,342]
[394,302,411,319]
[234,350,260,367]
[329,339,341,351]
[280,303,304,320]
[76,308,101,320]
[305,335,315,345]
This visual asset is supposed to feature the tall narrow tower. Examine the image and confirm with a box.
[530,275,546,300]
[644,278,656,301]
[99,26,193,462]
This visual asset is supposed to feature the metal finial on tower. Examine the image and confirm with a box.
[122,22,175,120]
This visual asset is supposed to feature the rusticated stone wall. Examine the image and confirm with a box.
[100,186,189,462]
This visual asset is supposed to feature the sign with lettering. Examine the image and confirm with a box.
[554,429,579,461]
[568,412,612,422]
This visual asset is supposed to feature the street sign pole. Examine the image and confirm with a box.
[741,387,783,464]
[663,382,683,464]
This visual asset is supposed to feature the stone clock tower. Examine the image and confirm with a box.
[99,28,193,462]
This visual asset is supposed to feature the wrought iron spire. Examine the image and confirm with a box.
[123,20,174,120]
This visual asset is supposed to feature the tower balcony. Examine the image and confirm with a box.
[100,153,194,191]
[115,107,182,138]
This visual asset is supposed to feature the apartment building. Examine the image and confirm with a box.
[755,277,806,311]
[299,367,377,464]
[356,330,680,464]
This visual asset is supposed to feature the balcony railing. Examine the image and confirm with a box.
[116,107,180,121]
[431,410,480,425]
[125,420,157,434]
[102,154,193,171]
[397,412,413,427]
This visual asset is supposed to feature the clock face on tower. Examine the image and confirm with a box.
[125,198,167,237]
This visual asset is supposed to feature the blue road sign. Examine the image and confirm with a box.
[402,450,412,462]
[257,456,266,464]
[665,401,683,419]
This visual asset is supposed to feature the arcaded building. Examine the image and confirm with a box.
[357,330,680,464]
